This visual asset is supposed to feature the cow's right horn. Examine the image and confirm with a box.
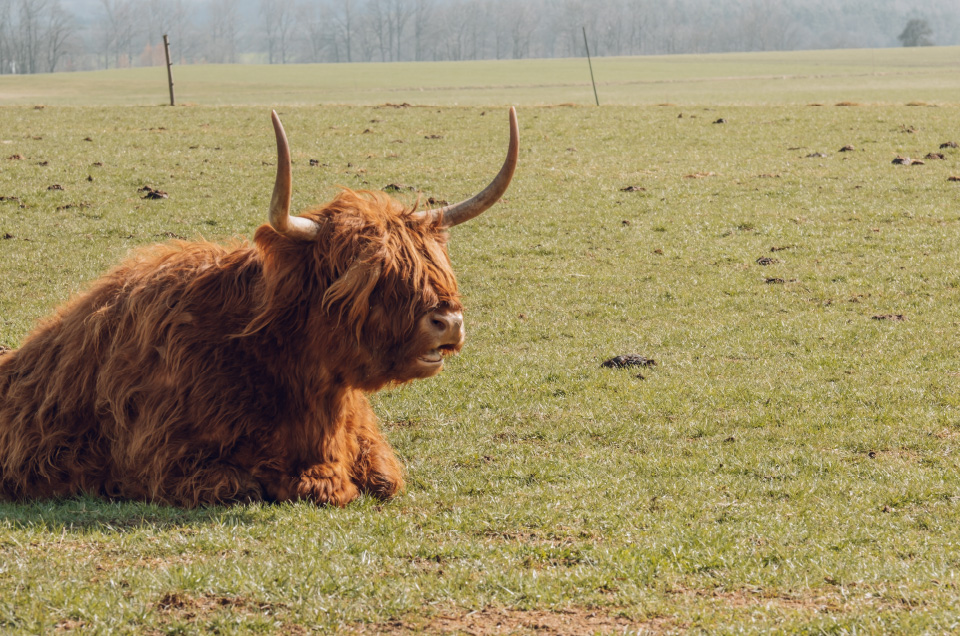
[419,106,519,228]
[268,110,320,241]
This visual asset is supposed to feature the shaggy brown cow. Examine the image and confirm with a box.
[0,107,518,507]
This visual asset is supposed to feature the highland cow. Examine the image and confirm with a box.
[0,107,518,507]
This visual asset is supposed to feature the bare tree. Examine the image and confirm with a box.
[328,0,357,63]
[260,0,296,63]
[167,0,196,64]
[597,0,626,56]
[146,0,173,59]
[387,0,415,61]
[43,0,73,72]
[353,10,379,62]
[17,0,50,74]
[2,0,75,74]
[0,0,13,73]
[435,0,471,61]
[365,0,390,61]
[207,0,240,63]
[491,0,507,58]
[509,5,531,58]
[553,0,585,58]
[139,0,195,65]
[463,1,484,60]
[98,0,139,68]
[298,1,332,63]
[412,0,433,61]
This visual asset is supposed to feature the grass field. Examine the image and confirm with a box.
[1,50,960,633]
[1,46,960,106]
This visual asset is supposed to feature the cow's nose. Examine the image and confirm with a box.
[427,310,464,344]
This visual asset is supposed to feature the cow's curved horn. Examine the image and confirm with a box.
[268,110,320,241]
[421,106,519,228]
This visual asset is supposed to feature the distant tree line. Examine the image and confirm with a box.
[1,0,958,74]
[898,18,934,47]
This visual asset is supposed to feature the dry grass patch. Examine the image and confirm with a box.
[92,553,207,578]
[480,529,595,547]
[669,586,842,613]
[355,608,675,635]
[932,428,960,440]
[668,585,929,616]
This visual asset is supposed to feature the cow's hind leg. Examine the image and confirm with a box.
[181,463,264,506]
[109,460,264,507]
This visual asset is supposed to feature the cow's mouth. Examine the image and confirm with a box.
[417,345,457,368]
[418,350,443,365]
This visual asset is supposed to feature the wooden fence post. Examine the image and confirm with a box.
[583,27,599,106]
[163,35,176,106]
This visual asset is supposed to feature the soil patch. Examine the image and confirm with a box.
[139,186,168,199]
[154,591,282,621]
[601,354,657,369]
[892,156,924,166]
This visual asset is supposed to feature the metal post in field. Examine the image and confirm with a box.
[163,34,176,106]
[583,27,599,106]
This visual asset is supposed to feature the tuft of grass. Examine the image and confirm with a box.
[2,101,960,633]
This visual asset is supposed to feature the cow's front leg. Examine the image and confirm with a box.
[352,426,404,500]
[257,459,360,507]
[294,461,360,507]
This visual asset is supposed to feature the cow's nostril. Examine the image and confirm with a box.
[427,311,463,339]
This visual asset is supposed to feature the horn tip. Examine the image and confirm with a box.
[508,107,519,144]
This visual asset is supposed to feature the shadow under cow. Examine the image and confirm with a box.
[0,495,262,533]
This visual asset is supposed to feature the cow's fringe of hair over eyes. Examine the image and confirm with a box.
[0,188,459,507]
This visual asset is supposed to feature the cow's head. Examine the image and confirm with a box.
[254,108,518,387]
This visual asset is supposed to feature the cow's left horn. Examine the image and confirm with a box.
[268,110,320,241]
[420,106,519,228]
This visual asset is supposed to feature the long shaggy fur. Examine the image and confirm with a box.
[0,189,462,507]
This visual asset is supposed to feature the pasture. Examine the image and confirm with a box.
[1,49,960,633]
[1,45,960,107]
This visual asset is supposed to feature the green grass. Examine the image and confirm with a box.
[2,45,960,106]
[1,56,960,633]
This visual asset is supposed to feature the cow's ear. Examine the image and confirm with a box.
[322,258,382,338]
[238,225,320,338]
